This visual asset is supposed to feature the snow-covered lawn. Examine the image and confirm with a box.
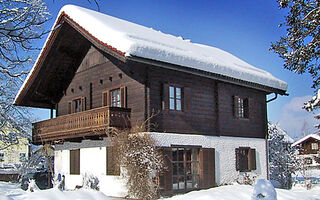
[1,181,320,200]
[0,181,113,200]
[163,183,320,200]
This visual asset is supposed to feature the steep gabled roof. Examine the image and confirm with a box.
[14,5,287,107]
[292,134,320,147]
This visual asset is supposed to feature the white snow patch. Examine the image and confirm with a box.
[251,179,277,200]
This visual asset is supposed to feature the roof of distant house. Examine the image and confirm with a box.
[15,5,287,104]
[292,134,320,147]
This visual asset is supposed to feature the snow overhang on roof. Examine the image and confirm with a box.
[14,5,288,107]
[292,134,320,147]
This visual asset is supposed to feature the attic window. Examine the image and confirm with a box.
[119,73,122,79]
[311,143,318,150]
[100,79,103,85]
[109,77,112,82]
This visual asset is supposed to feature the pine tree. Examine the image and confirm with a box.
[271,0,320,89]
[268,122,297,189]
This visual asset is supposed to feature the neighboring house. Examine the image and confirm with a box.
[292,134,320,168]
[14,5,287,197]
[0,127,29,182]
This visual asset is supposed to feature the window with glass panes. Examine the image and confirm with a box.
[110,88,121,107]
[73,98,82,113]
[172,147,199,191]
[169,86,182,111]
[234,96,249,118]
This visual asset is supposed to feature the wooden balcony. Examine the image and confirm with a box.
[32,106,131,145]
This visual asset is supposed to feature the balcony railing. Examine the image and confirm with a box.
[32,106,131,145]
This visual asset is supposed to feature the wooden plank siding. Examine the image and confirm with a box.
[54,45,268,139]
[57,46,146,128]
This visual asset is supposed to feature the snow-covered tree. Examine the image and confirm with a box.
[268,122,297,189]
[271,0,320,89]
[0,0,50,148]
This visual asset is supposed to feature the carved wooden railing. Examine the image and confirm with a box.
[32,106,131,144]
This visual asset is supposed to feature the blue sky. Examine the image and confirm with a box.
[31,0,318,139]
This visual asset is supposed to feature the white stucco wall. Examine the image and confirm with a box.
[149,132,268,185]
[54,142,127,197]
[54,133,267,196]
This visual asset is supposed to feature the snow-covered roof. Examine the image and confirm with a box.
[15,5,287,104]
[292,134,320,147]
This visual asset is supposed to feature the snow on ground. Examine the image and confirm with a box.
[0,181,113,200]
[1,181,320,200]
[163,183,320,200]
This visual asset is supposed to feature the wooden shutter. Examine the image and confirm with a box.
[102,91,111,106]
[68,101,72,114]
[106,146,120,175]
[120,86,127,108]
[199,148,216,189]
[159,147,172,195]
[244,98,249,118]
[162,83,169,110]
[249,148,256,171]
[81,97,86,111]
[183,87,191,112]
[233,96,239,118]
[235,148,240,171]
[70,149,80,175]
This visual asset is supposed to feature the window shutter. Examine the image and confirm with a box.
[249,148,256,171]
[235,148,240,171]
[233,96,239,118]
[183,87,191,112]
[162,83,169,110]
[70,149,80,175]
[81,97,86,111]
[199,148,216,189]
[244,98,249,118]
[160,147,172,194]
[106,146,120,175]
[120,86,127,108]
[68,101,72,114]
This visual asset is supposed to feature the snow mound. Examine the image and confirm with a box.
[251,179,277,200]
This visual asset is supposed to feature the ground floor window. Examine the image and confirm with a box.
[172,147,200,191]
[235,147,256,172]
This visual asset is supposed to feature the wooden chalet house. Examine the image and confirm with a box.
[292,134,320,168]
[14,5,287,197]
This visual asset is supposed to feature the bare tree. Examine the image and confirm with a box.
[0,0,49,148]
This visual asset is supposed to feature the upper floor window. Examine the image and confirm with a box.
[311,143,318,150]
[102,86,127,108]
[235,147,256,172]
[110,88,121,107]
[68,97,86,114]
[0,152,4,161]
[169,86,182,111]
[234,96,249,119]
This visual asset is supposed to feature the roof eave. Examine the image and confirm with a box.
[126,55,287,95]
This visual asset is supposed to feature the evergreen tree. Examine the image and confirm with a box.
[268,123,297,189]
[271,0,320,89]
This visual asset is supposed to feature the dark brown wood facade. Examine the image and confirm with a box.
[297,137,320,155]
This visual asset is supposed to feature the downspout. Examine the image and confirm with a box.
[265,92,279,180]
